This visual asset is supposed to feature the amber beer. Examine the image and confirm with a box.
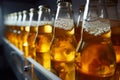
[75,19,116,80]
[27,21,38,59]
[17,25,24,51]
[51,28,76,80]
[11,25,18,47]
[7,25,16,44]
[21,23,30,57]
[50,18,77,80]
[36,21,53,70]
[6,13,18,45]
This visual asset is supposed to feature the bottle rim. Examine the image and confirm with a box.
[38,5,50,12]
[57,2,72,7]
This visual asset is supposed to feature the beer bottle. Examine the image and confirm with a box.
[35,5,53,70]
[21,10,33,80]
[27,8,38,60]
[21,10,30,58]
[9,13,16,44]
[12,12,18,47]
[50,0,77,80]
[6,14,11,41]
[76,0,116,80]
[17,11,23,51]
[4,14,10,40]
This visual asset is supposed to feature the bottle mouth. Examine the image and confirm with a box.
[38,5,50,12]
[57,2,72,8]
[57,0,72,4]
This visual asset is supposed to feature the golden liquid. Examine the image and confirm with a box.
[12,26,19,47]
[17,26,24,51]
[51,27,77,80]
[110,19,120,63]
[6,25,18,46]
[21,26,30,57]
[36,24,53,70]
[27,26,38,59]
[76,28,116,80]
[8,26,14,43]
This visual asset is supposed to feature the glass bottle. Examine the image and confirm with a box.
[4,13,13,41]
[17,11,23,51]
[6,13,18,46]
[27,8,38,60]
[35,5,53,70]
[4,14,9,40]
[50,0,77,80]
[21,10,30,58]
[12,12,18,47]
[75,0,116,80]
[9,13,15,44]
[26,8,39,80]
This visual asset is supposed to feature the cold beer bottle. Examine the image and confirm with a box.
[17,12,23,51]
[4,14,11,41]
[4,13,15,43]
[75,0,116,80]
[12,12,18,47]
[27,8,38,60]
[21,10,30,58]
[50,0,77,80]
[6,13,17,44]
[35,5,53,70]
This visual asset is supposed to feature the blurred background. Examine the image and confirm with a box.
[0,0,120,79]
[0,0,120,37]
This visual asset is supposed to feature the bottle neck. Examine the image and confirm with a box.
[54,2,74,30]
[55,2,73,19]
[38,8,51,21]
[82,0,110,37]
[83,0,108,21]
[37,6,51,26]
